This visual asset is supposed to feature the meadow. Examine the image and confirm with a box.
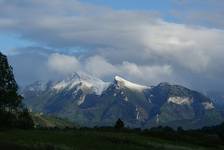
[0,128,223,150]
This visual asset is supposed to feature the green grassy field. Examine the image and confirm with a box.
[0,129,223,150]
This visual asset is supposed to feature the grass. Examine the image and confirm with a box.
[0,129,223,150]
[32,113,75,129]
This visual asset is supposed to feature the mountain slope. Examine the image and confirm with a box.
[22,73,223,129]
[143,83,222,128]
[31,113,75,128]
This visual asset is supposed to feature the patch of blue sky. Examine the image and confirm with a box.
[0,33,36,54]
[81,0,178,22]
[82,0,172,11]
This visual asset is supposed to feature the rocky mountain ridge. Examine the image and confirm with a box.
[22,73,223,129]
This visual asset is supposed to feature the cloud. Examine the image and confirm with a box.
[8,47,52,86]
[2,0,224,91]
[45,53,173,86]
[83,55,173,85]
[119,62,173,84]
[141,22,224,73]
[47,53,80,75]
[171,0,224,29]
[84,55,117,78]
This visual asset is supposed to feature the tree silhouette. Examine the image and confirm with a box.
[0,52,34,129]
[177,126,184,133]
[114,118,124,129]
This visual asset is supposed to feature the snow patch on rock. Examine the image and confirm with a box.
[53,80,71,91]
[168,97,193,105]
[136,106,140,120]
[124,96,128,101]
[77,95,86,105]
[114,76,149,92]
[202,102,214,110]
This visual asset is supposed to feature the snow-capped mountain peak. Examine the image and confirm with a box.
[23,73,223,129]
[52,72,110,95]
[114,75,149,91]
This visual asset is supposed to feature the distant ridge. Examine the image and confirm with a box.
[22,72,223,129]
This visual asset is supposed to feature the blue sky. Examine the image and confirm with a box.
[0,34,35,53]
[82,0,173,11]
[1,0,224,92]
[82,0,178,22]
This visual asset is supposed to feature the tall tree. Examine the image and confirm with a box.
[0,52,33,128]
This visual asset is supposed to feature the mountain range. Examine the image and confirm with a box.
[22,72,224,129]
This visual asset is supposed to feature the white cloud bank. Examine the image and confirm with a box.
[2,0,224,91]
[47,54,172,85]
[47,53,80,75]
